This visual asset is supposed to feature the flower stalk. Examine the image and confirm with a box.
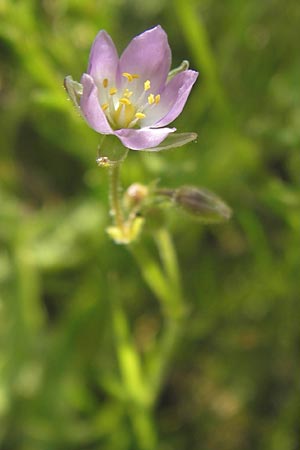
[106,159,145,245]
[129,228,187,408]
[109,162,124,231]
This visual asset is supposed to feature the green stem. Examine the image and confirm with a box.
[111,296,149,406]
[109,162,124,230]
[129,407,157,450]
[149,230,186,403]
[154,228,184,311]
[109,274,157,449]
[130,229,187,406]
[148,317,184,405]
[108,179,187,444]
[129,244,172,311]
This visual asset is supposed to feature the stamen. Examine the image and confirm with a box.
[103,78,108,88]
[101,103,109,111]
[144,80,151,91]
[124,89,133,98]
[119,97,131,105]
[148,94,155,105]
[155,94,160,104]
[109,87,118,95]
[135,112,146,119]
[122,72,133,82]
[132,74,140,79]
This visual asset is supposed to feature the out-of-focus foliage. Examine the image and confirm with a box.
[1,0,300,449]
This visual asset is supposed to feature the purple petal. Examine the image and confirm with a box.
[147,70,198,128]
[87,30,119,84]
[119,26,171,94]
[80,74,113,134]
[114,127,176,150]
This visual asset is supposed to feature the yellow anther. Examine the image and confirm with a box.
[148,94,155,105]
[124,89,133,98]
[132,74,140,79]
[101,103,109,111]
[109,87,118,95]
[135,112,146,120]
[155,94,160,104]
[122,72,133,82]
[144,80,151,91]
[103,78,108,88]
[119,97,131,105]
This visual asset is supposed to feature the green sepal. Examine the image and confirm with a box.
[139,132,197,152]
[64,75,83,114]
[96,136,129,167]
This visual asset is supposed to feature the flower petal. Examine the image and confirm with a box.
[143,70,198,128]
[87,30,119,84]
[80,74,113,134]
[114,127,175,150]
[119,26,171,94]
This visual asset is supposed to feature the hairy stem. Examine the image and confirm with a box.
[109,163,124,230]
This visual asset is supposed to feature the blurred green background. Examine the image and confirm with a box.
[1,0,300,449]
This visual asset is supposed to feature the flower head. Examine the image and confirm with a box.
[66,26,198,151]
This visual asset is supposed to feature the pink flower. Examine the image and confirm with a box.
[66,26,198,151]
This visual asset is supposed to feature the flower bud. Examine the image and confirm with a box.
[173,186,232,223]
[124,183,149,209]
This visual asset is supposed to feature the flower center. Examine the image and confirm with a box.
[99,72,160,129]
